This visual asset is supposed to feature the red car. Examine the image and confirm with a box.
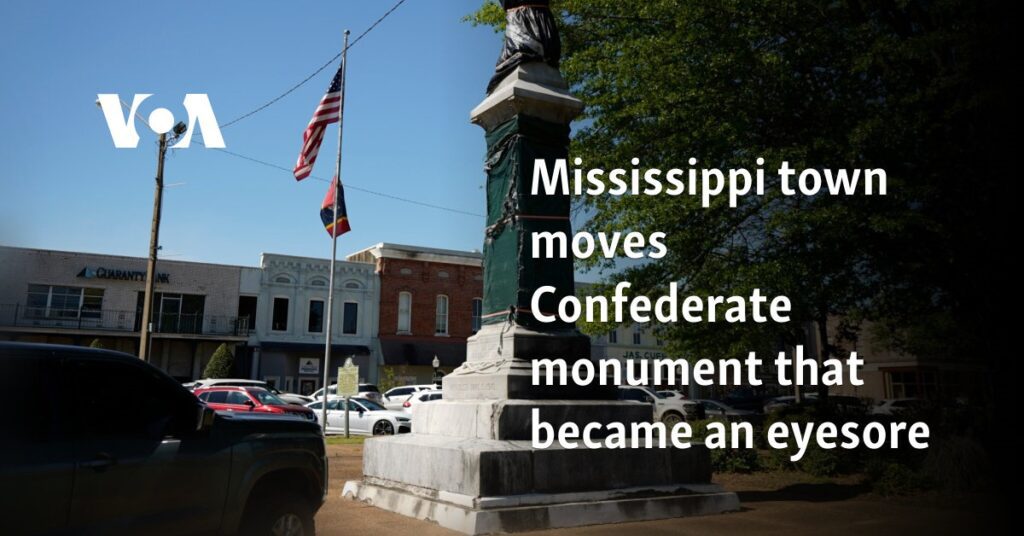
[193,386,316,422]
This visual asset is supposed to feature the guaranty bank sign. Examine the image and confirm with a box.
[96,93,225,149]
[78,266,170,284]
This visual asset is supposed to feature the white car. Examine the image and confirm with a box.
[311,383,381,403]
[381,384,438,410]
[400,389,443,413]
[618,386,704,425]
[305,397,410,435]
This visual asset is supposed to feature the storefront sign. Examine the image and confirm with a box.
[619,350,668,360]
[299,357,320,375]
[77,266,169,283]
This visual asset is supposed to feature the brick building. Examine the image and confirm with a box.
[347,243,483,384]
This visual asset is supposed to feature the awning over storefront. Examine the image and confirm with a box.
[379,338,466,367]
[258,341,370,355]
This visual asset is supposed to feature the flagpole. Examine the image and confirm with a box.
[322,29,350,436]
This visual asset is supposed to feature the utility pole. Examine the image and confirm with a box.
[139,132,167,361]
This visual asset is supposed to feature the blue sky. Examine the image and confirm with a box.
[0,0,504,267]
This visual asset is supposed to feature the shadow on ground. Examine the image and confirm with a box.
[737,482,871,503]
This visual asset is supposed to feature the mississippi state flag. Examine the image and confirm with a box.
[321,177,351,238]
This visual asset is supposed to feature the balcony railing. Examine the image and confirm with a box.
[0,304,250,337]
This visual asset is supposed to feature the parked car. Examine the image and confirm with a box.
[381,384,437,410]
[763,393,818,413]
[187,377,313,405]
[618,385,705,425]
[194,386,317,422]
[400,389,443,413]
[763,393,866,415]
[871,398,921,416]
[698,399,757,421]
[1,342,326,535]
[657,390,689,400]
[720,389,772,413]
[311,383,381,403]
[305,396,411,435]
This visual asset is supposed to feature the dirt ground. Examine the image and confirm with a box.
[315,443,1002,535]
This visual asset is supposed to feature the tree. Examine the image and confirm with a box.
[202,343,235,379]
[467,0,1009,398]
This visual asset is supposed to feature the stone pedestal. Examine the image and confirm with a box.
[443,324,613,401]
[344,434,739,534]
[343,45,739,535]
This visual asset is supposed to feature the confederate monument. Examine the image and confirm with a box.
[344,2,739,532]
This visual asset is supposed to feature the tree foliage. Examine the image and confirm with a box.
[467,0,1008,368]
[202,343,235,379]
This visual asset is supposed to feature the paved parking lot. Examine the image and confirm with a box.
[315,443,1002,535]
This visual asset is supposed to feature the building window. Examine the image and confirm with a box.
[886,369,938,400]
[272,298,289,331]
[471,298,483,333]
[310,279,326,287]
[633,325,642,345]
[435,295,449,335]
[308,300,325,333]
[656,338,664,347]
[609,329,618,344]
[26,285,103,319]
[135,292,206,334]
[342,302,358,335]
[344,281,361,289]
[438,271,449,279]
[397,292,412,333]
[237,295,257,330]
[274,275,292,284]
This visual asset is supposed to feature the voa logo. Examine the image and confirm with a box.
[97,93,225,149]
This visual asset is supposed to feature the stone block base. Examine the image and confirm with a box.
[342,479,740,535]
[344,433,740,534]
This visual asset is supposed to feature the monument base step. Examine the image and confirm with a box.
[342,479,740,535]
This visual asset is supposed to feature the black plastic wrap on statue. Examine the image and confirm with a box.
[486,0,561,94]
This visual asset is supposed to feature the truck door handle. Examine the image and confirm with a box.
[80,452,115,471]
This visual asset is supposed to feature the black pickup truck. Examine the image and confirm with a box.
[0,342,327,535]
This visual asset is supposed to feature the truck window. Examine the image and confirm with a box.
[73,359,189,440]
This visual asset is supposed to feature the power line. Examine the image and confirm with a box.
[213,147,484,218]
[218,0,409,129]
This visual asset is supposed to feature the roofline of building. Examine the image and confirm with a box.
[346,242,483,267]
[0,244,251,271]
[258,251,375,269]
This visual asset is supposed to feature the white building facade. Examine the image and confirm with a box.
[247,253,380,395]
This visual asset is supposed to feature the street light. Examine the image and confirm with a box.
[97,99,187,361]
[432,355,442,385]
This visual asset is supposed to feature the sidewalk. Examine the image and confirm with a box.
[316,444,1000,535]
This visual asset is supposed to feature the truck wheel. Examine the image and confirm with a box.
[372,420,395,435]
[661,411,684,427]
[243,492,315,536]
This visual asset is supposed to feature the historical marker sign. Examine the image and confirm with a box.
[337,357,359,397]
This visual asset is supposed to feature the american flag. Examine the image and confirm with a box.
[293,65,343,180]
